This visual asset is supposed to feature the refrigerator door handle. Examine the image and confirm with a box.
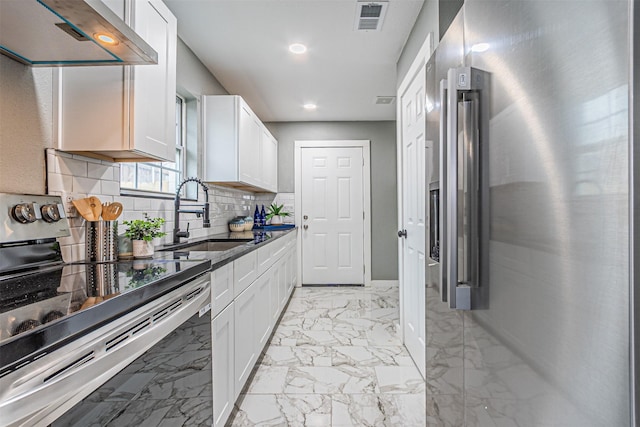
[445,68,461,309]
[439,78,448,303]
[445,66,485,310]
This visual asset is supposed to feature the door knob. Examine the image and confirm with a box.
[303,225,309,230]
[398,229,407,238]
[303,215,308,220]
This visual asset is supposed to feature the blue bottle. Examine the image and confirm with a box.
[260,205,266,227]
[254,205,260,228]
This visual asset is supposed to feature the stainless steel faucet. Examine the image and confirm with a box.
[174,177,210,243]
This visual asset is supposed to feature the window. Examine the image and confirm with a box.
[120,96,185,195]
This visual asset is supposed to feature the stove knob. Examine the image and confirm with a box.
[41,204,61,223]
[12,203,39,223]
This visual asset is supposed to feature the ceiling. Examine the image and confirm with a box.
[164,0,424,122]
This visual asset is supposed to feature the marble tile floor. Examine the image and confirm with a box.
[227,285,426,427]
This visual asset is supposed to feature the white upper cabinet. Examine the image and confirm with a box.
[261,129,278,192]
[56,0,177,162]
[202,95,278,193]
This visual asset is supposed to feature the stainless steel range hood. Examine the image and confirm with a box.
[0,0,158,66]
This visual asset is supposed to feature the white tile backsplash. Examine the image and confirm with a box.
[46,149,281,262]
[73,176,101,194]
[59,157,88,177]
[87,164,113,180]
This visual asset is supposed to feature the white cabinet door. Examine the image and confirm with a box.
[257,245,272,277]
[270,264,281,323]
[253,271,272,352]
[261,130,278,192]
[212,263,233,317]
[270,237,286,261]
[287,248,296,295]
[131,0,177,162]
[234,251,258,297]
[234,283,257,400]
[238,102,261,187]
[276,255,289,314]
[212,302,234,427]
[56,0,176,162]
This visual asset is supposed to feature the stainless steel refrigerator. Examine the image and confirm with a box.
[425,1,634,425]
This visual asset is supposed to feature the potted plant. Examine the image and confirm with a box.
[266,203,290,225]
[122,213,167,258]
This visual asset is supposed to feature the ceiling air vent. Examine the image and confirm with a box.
[354,1,388,31]
[376,96,396,105]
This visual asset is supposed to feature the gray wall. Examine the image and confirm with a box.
[265,121,398,281]
[177,38,228,99]
[175,38,228,195]
[396,0,439,87]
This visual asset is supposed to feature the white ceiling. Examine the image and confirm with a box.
[164,0,424,122]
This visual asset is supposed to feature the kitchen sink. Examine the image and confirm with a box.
[160,239,252,252]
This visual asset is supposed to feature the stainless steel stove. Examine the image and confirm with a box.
[0,193,211,427]
[0,193,70,344]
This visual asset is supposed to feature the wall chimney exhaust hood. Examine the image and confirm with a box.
[0,0,158,66]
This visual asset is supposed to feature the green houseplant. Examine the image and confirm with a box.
[123,213,167,258]
[266,203,290,225]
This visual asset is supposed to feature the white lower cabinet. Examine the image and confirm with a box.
[212,263,233,318]
[278,258,288,313]
[254,271,273,351]
[212,303,234,427]
[287,248,296,295]
[216,233,297,415]
[234,250,258,297]
[233,281,257,400]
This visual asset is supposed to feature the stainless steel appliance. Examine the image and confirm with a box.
[0,0,157,66]
[425,1,633,425]
[0,193,211,427]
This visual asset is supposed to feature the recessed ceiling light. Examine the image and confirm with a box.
[289,43,307,54]
[303,103,317,110]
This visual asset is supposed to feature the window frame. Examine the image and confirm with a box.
[120,95,186,198]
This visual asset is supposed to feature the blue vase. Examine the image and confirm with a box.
[254,205,260,228]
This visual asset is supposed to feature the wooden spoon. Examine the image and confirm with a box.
[102,202,123,221]
[71,198,94,221]
[87,196,102,221]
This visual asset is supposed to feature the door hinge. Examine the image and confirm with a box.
[363,211,365,219]
[362,157,365,166]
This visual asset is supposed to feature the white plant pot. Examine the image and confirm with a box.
[270,215,283,225]
[133,240,154,258]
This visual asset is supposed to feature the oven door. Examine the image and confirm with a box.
[0,274,211,427]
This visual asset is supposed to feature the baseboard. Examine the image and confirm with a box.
[371,280,399,287]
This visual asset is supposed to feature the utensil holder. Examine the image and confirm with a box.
[86,221,118,262]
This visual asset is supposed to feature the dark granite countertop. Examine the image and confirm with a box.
[156,228,297,271]
[0,228,296,373]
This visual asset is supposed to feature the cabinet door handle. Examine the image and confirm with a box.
[303,225,308,230]
[397,229,407,238]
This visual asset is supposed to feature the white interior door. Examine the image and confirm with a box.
[400,64,427,377]
[300,147,364,285]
